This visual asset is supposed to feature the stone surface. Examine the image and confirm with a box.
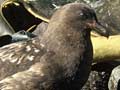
[82,61,120,90]
[2,0,120,35]
[108,65,120,90]
[20,0,120,35]
[0,0,14,36]
[85,0,120,35]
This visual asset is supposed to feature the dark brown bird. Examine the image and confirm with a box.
[0,3,109,90]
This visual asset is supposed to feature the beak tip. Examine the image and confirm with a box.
[104,30,110,38]
[102,31,109,38]
[94,22,110,38]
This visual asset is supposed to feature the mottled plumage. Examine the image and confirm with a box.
[0,3,108,90]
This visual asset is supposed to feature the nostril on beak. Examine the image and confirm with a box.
[92,21,109,38]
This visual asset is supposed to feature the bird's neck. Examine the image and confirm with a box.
[40,22,92,76]
[40,21,92,60]
[41,21,91,53]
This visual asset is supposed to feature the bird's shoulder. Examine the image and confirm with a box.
[0,38,56,80]
[0,38,43,62]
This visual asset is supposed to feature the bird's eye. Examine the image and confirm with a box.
[81,12,93,20]
[80,8,95,20]
[79,12,88,20]
[79,12,84,16]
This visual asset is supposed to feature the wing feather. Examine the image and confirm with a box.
[0,38,46,80]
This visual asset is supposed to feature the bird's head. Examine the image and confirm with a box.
[54,3,109,38]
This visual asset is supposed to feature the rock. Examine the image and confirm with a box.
[19,0,78,18]
[0,15,13,36]
[108,65,120,90]
[2,0,120,35]
[20,0,120,35]
[1,1,41,32]
[82,61,120,90]
[76,0,120,35]
[0,0,14,36]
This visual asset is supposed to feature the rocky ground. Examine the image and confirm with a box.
[82,61,120,90]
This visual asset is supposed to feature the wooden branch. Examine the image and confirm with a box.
[92,35,120,63]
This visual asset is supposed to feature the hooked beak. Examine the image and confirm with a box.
[93,21,109,38]
[87,20,109,38]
